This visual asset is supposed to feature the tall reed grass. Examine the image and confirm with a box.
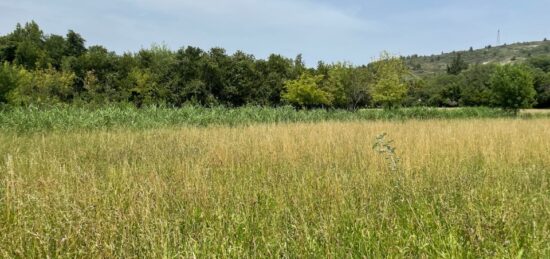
[1,105,545,133]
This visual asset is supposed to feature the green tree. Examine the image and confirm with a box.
[222,51,259,106]
[423,74,462,107]
[0,62,21,103]
[8,66,75,105]
[202,47,229,104]
[489,65,536,113]
[282,73,332,108]
[446,53,468,75]
[69,45,121,102]
[530,68,550,108]
[404,78,428,107]
[168,46,211,106]
[458,64,498,106]
[14,40,44,69]
[2,21,47,69]
[255,54,294,105]
[293,54,307,78]
[43,34,67,69]
[346,67,373,109]
[322,63,352,108]
[135,43,174,105]
[66,30,86,57]
[320,63,373,109]
[370,52,409,108]
[128,68,166,107]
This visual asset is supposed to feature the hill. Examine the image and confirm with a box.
[404,39,550,75]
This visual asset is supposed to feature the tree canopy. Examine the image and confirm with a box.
[1,21,549,110]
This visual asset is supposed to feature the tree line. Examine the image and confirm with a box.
[1,21,549,112]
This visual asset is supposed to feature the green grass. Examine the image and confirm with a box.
[1,105,545,133]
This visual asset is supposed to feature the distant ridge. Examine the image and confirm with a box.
[403,40,550,75]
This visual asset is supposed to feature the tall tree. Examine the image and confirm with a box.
[255,54,293,105]
[370,52,409,108]
[168,46,211,106]
[4,21,46,69]
[221,51,259,106]
[446,53,468,75]
[66,30,86,57]
[43,34,67,69]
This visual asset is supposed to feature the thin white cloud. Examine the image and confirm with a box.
[0,0,376,64]
[1,0,547,65]
[122,0,374,31]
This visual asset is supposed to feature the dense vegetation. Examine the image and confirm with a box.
[2,119,550,257]
[1,22,550,111]
[2,106,544,133]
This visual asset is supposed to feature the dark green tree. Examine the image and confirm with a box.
[446,53,468,75]
[530,68,550,108]
[424,74,462,107]
[66,30,86,57]
[255,54,293,105]
[168,46,211,106]
[43,34,67,69]
[222,51,259,106]
[458,64,498,106]
[1,21,47,69]
[72,45,120,103]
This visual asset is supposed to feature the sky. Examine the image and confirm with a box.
[1,0,549,66]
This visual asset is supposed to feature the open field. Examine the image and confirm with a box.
[1,118,550,257]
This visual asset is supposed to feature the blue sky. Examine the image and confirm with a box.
[1,0,549,66]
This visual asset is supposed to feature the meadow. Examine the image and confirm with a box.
[1,111,550,257]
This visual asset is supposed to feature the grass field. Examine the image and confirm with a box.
[1,117,550,257]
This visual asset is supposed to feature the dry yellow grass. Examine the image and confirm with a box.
[522,109,550,114]
[1,119,550,257]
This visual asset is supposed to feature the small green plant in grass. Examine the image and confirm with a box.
[373,132,408,198]
[373,133,400,173]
